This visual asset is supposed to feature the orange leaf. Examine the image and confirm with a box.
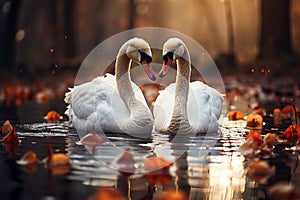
[157,189,187,200]
[227,111,244,121]
[246,114,263,129]
[280,124,300,141]
[44,110,62,122]
[143,156,172,172]
[245,130,263,145]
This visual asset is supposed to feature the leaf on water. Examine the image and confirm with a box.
[80,130,104,146]
[264,133,280,148]
[88,187,126,200]
[111,149,135,177]
[1,120,13,136]
[43,110,63,123]
[1,128,20,155]
[16,150,37,165]
[245,130,263,145]
[143,156,172,172]
[248,160,275,184]
[227,111,244,121]
[157,189,188,200]
[246,114,263,129]
[237,137,259,157]
[268,181,299,200]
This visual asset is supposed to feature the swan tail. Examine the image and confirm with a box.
[64,87,74,103]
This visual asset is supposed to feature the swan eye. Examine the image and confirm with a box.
[138,50,152,63]
[162,51,174,63]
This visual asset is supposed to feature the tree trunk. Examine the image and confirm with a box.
[260,0,291,58]
[64,0,75,59]
[0,0,22,70]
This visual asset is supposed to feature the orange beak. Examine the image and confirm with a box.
[159,57,172,78]
[142,60,156,81]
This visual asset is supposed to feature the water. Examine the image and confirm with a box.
[1,101,300,200]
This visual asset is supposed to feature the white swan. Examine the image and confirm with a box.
[65,38,156,137]
[153,38,224,134]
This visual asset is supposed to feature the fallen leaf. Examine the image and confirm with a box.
[246,114,263,129]
[143,156,173,185]
[268,181,299,200]
[88,187,126,200]
[227,111,244,121]
[245,130,263,145]
[112,150,135,177]
[16,150,37,165]
[264,133,280,148]
[44,110,63,123]
[237,137,259,157]
[1,120,13,136]
[157,189,188,200]
[143,156,172,172]
[280,124,300,142]
[1,127,20,155]
[248,161,275,184]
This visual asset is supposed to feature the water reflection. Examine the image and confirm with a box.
[67,125,248,199]
[2,118,300,199]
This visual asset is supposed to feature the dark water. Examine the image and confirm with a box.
[0,100,300,200]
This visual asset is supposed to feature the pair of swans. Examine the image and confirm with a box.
[65,37,223,136]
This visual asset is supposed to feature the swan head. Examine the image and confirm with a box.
[159,38,186,78]
[125,38,156,81]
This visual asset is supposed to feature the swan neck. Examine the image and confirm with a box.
[115,53,136,106]
[173,55,191,117]
[167,51,191,133]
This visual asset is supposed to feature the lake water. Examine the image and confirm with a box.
[0,99,300,200]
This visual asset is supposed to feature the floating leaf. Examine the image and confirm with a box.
[80,131,105,155]
[268,181,299,200]
[44,110,63,123]
[157,189,187,200]
[88,187,126,200]
[246,114,263,129]
[281,105,298,121]
[16,150,38,174]
[143,156,173,185]
[16,150,37,165]
[248,161,275,184]
[1,120,13,136]
[227,111,244,121]
[43,142,70,175]
[245,130,263,145]
[237,137,259,157]
[143,156,172,172]
[280,124,300,142]
[1,128,20,155]
[264,133,280,148]
[145,172,172,185]
[112,150,135,177]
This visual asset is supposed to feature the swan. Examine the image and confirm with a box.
[65,38,156,137]
[153,38,224,134]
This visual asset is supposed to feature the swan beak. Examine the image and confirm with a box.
[142,60,156,81]
[159,57,172,78]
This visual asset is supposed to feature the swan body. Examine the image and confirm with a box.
[65,38,156,137]
[153,38,223,134]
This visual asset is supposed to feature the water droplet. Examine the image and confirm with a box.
[15,29,26,41]
[2,2,10,14]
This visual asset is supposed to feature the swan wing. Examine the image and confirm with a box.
[65,73,151,134]
[66,74,130,133]
[153,83,176,131]
[188,81,223,133]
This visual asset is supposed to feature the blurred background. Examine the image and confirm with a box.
[0,0,300,121]
[1,0,300,74]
